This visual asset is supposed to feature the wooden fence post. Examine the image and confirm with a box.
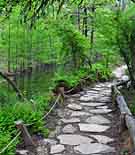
[111,85,115,105]
[15,120,36,151]
[119,112,127,133]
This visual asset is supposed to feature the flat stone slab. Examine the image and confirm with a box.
[101,97,111,100]
[89,100,111,103]
[80,97,111,103]
[71,94,81,98]
[71,111,91,117]
[74,143,115,154]
[99,91,111,94]
[80,102,106,107]
[79,123,110,132]
[86,115,111,124]
[89,109,112,114]
[57,109,72,116]
[80,96,97,102]
[57,134,93,146]
[62,124,76,133]
[88,88,102,91]
[87,89,111,94]
[50,144,65,154]
[97,106,108,109]
[61,118,81,124]
[67,104,82,111]
[82,94,99,97]
[90,135,114,144]
[43,139,58,145]
[16,150,29,155]
[87,90,99,92]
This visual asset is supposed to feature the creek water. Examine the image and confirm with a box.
[15,71,55,99]
[0,67,57,103]
[0,65,127,103]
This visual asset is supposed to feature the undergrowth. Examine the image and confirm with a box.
[52,64,112,91]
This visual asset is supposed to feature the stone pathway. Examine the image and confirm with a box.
[36,82,120,155]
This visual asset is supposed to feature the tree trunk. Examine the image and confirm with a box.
[84,7,88,37]
[82,7,88,37]
[77,6,81,31]
[130,32,135,88]
[0,71,24,100]
[120,48,134,84]
[90,4,95,50]
[8,17,11,72]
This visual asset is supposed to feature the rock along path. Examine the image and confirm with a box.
[37,81,121,155]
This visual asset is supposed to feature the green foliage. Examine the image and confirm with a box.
[117,5,135,56]
[0,93,51,155]
[117,4,135,82]
[93,7,119,65]
[53,67,90,88]
[54,20,90,67]
[52,64,112,90]
[0,132,18,155]
[0,11,91,69]
[91,63,112,81]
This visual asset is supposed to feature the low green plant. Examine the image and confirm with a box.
[129,104,135,115]
[91,63,112,81]
[0,131,18,155]
[0,94,51,155]
[52,67,90,89]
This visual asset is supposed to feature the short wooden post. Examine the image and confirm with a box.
[15,120,36,148]
[119,112,127,133]
[59,87,65,97]
[58,87,65,103]
[111,85,115,105]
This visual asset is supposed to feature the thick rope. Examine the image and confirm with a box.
[65,75,91,94]
[0,131,21,154]
[26,94,61,126]
[39,94,61,121]
[0,94,61,153]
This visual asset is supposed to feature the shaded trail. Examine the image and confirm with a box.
[37,82,121,155]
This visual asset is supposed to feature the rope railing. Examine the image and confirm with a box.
[26,94,61,126]
[65,74,91,94]
[0,131,21,154]
[39,94,61,121]
[0,94,61,154]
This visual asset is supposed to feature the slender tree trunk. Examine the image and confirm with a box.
[0,71,24,100]
[77,6,81,31]
[120,48,134,83]
[8,17,11,72]
[88,3,96,69]
[83,7,88,37]
[130,33,135,87]
[90,4,95,50]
